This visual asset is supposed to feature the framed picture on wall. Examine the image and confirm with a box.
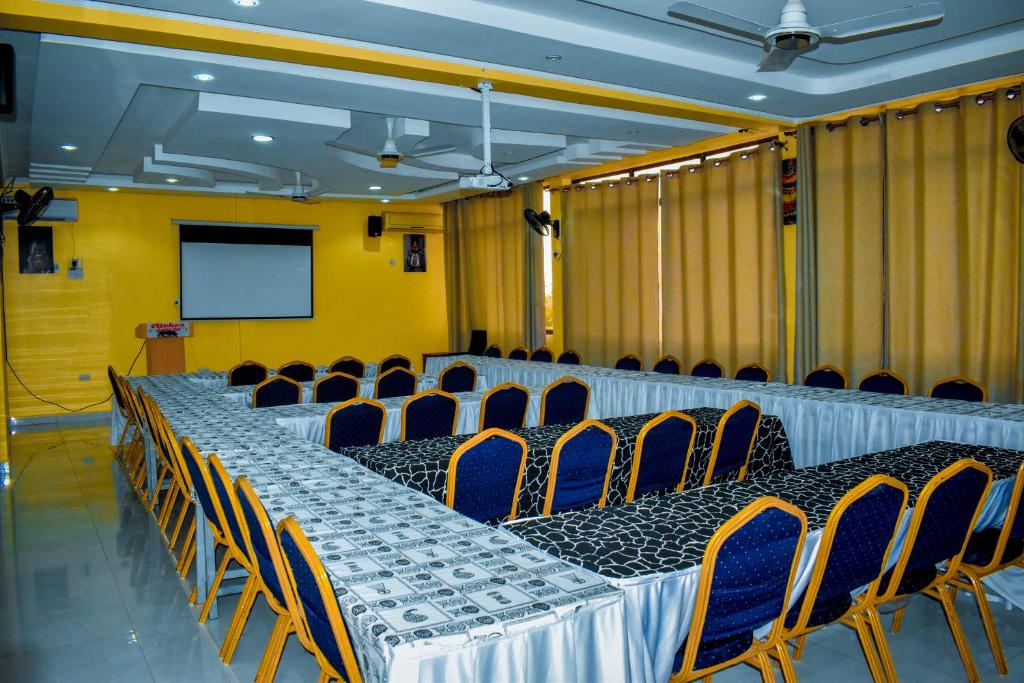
[404,234,426,272]
[18,225,56,274]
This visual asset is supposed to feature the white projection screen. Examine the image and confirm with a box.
[179,224,313,319]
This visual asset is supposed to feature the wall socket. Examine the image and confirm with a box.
[78,373,91,381]
[68,257,84,280]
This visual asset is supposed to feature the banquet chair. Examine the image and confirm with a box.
[379,353,412,373]
[625,411,698,503]
[445,428,528,523]
[325,398,387,451]
[234,477,307,681]
[779,475,909,683]
[229,360,268,387]
[530,346,554,362]
[277,517,365,683]
[690,358,724,378]
[948,460,1024,676]
[539,376,590,426]
[120,381,149,492]
[669,497,807,683]
[329,355,365,379]
[438,361,477,393]
[614,353,643,371]
[929,376,988,402]
[374,366,417,399]
[138,391,175,513]
[401,390,459,441]
[803,364,848,389]
[735,363,770,382]
[150,406,198,581]
[652,354,682,375]
[483,344,502,358]
[252,376,303,408]
[508,346,529,360]
[867,459,992,683]
[542,420,618,515]
[858,369,908,395]
[557,349,582,365]
[479,382,530,431]
[703,400,762,486]
[313,372,360,404]
[277,360,316,383]
[107,366,133,463]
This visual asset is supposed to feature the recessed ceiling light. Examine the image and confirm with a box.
[517,176,529,181]
[233,0,259,6]
[368,185,382,191]
[380,199,390,203]
[60,144,77,151]
[107,186,119,192]
[165,178,179,184]
[748,94,767,102]
[193,73,215,82]
[251,134,274,143]
[545,55,562,61]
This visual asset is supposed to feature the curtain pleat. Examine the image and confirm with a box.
[793,124,819,384]
[661,144,783,378]
[562,178,660,367]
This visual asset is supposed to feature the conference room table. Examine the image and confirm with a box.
[339,408,794,519]
[125,374,631,683]
[265,388,544,445]
[503,440,1024,683]
[426,356,1024,468]
[218,374,460,407]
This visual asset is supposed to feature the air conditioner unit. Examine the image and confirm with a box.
[382,211,442,233]
[38,199,79,222]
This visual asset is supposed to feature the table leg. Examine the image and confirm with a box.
[144,431,158,496]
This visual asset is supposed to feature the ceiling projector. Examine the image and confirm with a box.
[459,174,512,191]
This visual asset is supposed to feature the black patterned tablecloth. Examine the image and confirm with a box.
[504,440,1024,579]
[341,408,793,519]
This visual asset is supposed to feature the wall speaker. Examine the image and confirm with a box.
[0,44,15,122]
[368,215,383,238]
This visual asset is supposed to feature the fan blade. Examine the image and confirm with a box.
[666,1,770,40]
[324,139,377,156]
[304,184,335,198]
[294,197,320,205]
[407,145,458,158]
[819,2,944,41]
[246,191,290,198]
[757,47,802,72]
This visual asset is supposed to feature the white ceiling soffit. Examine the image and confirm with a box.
[4,31,733,199]
[95,0,1024,118]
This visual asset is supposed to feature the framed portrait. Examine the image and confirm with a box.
[404,234,426,272]
[19,225,56,274]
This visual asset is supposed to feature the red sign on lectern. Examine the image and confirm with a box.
[141,322,193,338]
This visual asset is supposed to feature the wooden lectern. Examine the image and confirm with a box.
[135,322,193,375]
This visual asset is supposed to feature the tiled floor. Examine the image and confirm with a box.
[1,425,1022,682]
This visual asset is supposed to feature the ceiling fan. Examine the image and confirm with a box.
[247,171,333,204]
[667,0,945,72]
[324,117,457,168]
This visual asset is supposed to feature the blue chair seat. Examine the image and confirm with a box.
[785,591,852,630]
[961,528,1024,566]
[674,632,754,673]
[878,564,937,596]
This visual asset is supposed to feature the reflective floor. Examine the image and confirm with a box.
[0,425,1021,682]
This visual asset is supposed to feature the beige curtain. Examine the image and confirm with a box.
[561,177,660,367]
[443,183,544,353]
[661,144,784,379]
[887,90,1024,401]
[813,118,886,386]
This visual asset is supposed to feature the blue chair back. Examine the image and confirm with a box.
[438,362,477,393]
[804,365,847,389]
[530,347,553,362]
[325,399,386,451]
[483,344,502,358]
[543,421,617,515]
[858,370,907,395]
[540,377,589,426]
[207,454,251,568]
[705,401,761,484]
[180,438,227,540]
[930,377,986,402]
[402,391,459,441]
[313,372,359,404]
[379,354,412,373]
[479,383,529,431]
[614,354,643,371]
[253,376,302,408]
[447,429,528,523]
[508,347,529,360]
[691,359,723,378]
[329,356,365,379]
[278,361,315,383]
[235,478,289,610]
[374,367,417,399]
[557,350,581,365]
[229,361,267,386]
[653,355,681,374]
[735,364,769,382]
[628,412,697,502]
[277,518,362,683]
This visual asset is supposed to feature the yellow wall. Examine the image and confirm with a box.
[2,189,446,419]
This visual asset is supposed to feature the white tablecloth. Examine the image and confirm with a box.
[268,388,543,445]
[429,356,1024,469]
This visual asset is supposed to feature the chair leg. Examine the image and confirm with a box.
[198,552,232,623]
[316,673,330,683]
[890,606,905,633]
[169,501,190,549]
[851,613,886,683]
[158,486,179,531]
[775,642,797,683]
[220,576,259,663]
[934,585,981,683]
[176,520,196,575]
[865,607,898,683]
[255,614,291,683]
[959,572,1009,675]
[792,634,808,661]
[755,651,774,683]
[179,538,196,582]
[147,464,169,512]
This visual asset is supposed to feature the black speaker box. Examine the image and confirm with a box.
[0,44,15,122]
[368,215,383,238]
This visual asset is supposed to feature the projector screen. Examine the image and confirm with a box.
[179,224,313,320]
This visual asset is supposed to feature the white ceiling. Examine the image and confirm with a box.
[2,0,1023,200]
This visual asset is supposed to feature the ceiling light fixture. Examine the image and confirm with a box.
[545,55,562,61]
[165,178,179,184]
[369,185,382,191]
[517,176,530,181]
[1007,89,1019,100]
[380,199,391,203]
[251,134,274,143]
[233,0,259,6]
[60,144,77,151]
[193,73,215,82]
[748,94,768,102]
[107,187,119,192]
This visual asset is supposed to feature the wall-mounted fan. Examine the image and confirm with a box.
[325,117,457,168]
[247,171,332,204]
[524,208,559,238]
[667,0,944,72]
[0,185,54,225]
[1009,116,1024,165]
